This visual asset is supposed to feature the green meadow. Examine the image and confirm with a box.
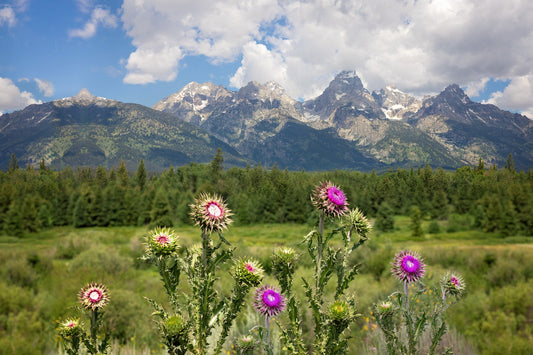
[2,218,532,354]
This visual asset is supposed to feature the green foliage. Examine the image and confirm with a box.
[0,159,532,354]
[375,202,395,232]
[409,206,424,238]
[1,158,532,237]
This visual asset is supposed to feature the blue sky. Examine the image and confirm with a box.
[1,0,532,118]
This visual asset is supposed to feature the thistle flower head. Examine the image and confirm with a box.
[146,227,179,257]
[236,335,255,351]
[376,301,394,317]
[253,285,286,318]
[79,283,110,310]
[341,208,372,238]
[441,272,466,297]
[233,258,264,287]
[391,250,425,284]
[328,300,354,323]
[58,318,83,337]
[311,181,349,217]
[190,193,232,232]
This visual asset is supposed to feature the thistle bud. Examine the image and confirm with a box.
[58,318,83,338]
[376,301,394,317]
[328,300,354,323]
[441,272,466,298]
[146,227,179,257]
[233,258,264,288]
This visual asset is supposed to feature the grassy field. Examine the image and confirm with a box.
[1,217,532,354]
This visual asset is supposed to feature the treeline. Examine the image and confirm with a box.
[1,151,532,236]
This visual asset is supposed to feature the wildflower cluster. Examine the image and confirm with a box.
[57,283,110,355]
[375,249,467,354]
[53,180,468,355]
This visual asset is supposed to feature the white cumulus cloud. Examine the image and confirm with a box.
[120,0,533,112]
[34,78,54,97]
[0,77,41,114]
[121,0,281,84]
[69,5,118,39]
[485,75,533,119]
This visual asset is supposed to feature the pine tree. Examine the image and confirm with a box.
[37,201,53,228]
[475,157,485,173]
[209,148,224,182]
[430,189,449,220]
[504,153,516,173]
[72,193,90,227]
[150,188,174,227]
[375,201,395,232]
[135,159,147,191]
[8,153,20,172]
[95,165,108,188]
[482,194,501,233]
[410,205,424,237]
[21,196,41,233]
[39,158,49,174]
[4,200,24,236]
[118,160,130,187]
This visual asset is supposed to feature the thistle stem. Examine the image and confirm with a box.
[316,213,324,291]
[198,230,210,355]
[90,308,97,350]
[265,316,271,350]
[404,282,409,312]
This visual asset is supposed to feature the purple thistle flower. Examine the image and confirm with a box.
[79,283,110,310]
[190,193,232,232]
[311,181,349,217]
[391,250,425,284]
[253,285,286,318]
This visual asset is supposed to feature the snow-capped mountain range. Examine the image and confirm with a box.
[153,70,532,169]
[1,71,531,171]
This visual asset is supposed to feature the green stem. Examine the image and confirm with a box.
[91,308,98,351]
[265,316,271,351]
[404,282,409,312]
[198,230,209,355]
[342,226,354,270]
[316,213,324,292]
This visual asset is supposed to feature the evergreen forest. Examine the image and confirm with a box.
[1,151,532,238]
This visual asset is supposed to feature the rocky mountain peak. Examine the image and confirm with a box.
[372,85,421,120]
[302,70,381,120]
[237,81,296,106]
[440,84,471,105]
[328,70,365,94]
[153,82,233,113]
[74,88,95,100]
[54,88,115,108]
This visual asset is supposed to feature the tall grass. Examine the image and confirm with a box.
[0,222,532,354]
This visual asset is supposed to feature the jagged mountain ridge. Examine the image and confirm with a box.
[0,89,247,171]
[2,71,532,172]
[154,71,533,169]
